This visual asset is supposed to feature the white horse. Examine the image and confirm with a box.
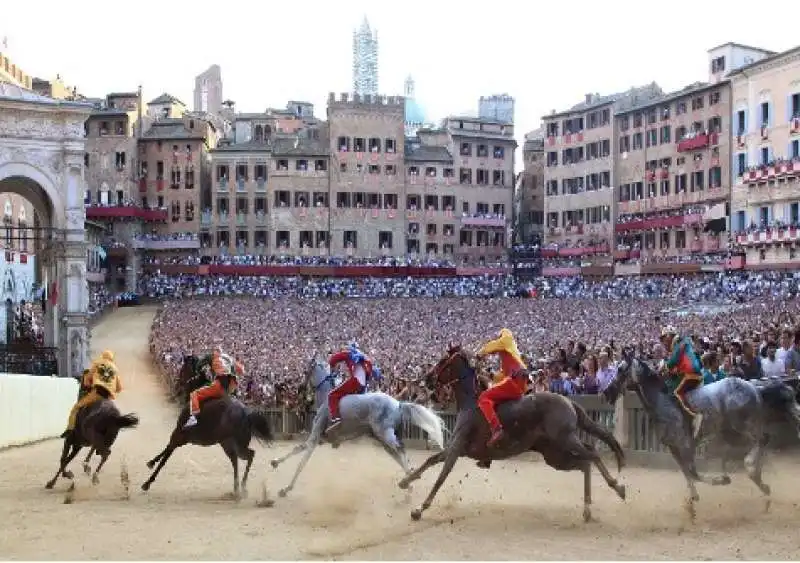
[270,357,447,498]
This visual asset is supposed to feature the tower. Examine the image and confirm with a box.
[193,65,223,116]
[352,17,379,96]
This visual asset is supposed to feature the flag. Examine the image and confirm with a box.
[19,253,27,264]
[48,281,58,306]
[703,202,727,233]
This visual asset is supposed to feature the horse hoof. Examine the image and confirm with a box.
[398,479,409,490]
[146,460,155,470]
[410,509,422,521]
[270,459,279,469]
[616,484,626,501]
[45,481,55,490]
[83,463,91,476]
[278,488,288,498]
[764,498,772,512]
[62,470,74,480]
[92,475,99,486]
[762,484,772,496]
[583,507,592,523]
[141,482,150,492]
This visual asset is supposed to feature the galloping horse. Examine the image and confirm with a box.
[399,345,626,522]
[603,348,770,521]
[269,357,446,499]
[141,355,273,499]
[46,388,139,490]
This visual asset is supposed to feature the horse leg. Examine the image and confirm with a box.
[582,440,626,502]
[666,444,700,523]
[221,442,241,500]
[91,449,111,485]
[82,448,95,476]
[141,431,188,492]
[46,441,82,489]
[278,440,318,498]
[410,444,463,521]
[398,450,446,490]
[240,448,256,497]
[270,442,307,469]
[742,425,771,510]
[146,444,171,470]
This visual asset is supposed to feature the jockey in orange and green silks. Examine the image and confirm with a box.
[659,325,704,437]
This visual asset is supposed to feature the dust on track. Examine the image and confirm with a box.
[1,307,799,560]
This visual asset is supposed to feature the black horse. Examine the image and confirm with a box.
[45,387,139,490]
[398,345,626,522]
[141,355,273,499]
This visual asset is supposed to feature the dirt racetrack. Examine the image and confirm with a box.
[2,306,800,560]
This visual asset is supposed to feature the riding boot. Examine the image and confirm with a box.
[326,418,342,434]
[692,412,704,439]
[183,414,198,428]
[487,427,505,448]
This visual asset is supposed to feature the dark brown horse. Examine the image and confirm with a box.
[45,387,139,490]
[141,356,273,499]
[398,345,626,522]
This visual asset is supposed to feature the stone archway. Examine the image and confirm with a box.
[0,82,92,377]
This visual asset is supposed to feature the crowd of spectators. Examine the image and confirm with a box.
[143,254,459,267]
[146,270,800,413]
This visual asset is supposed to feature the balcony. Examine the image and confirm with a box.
[556,243,609,257]
[85,205,168,221]
[236,213,248,226]
[131,238,202,250]
[138,178,147,193]
[254,212,268,224]
[217,178,229,192]
[156,179,164,192]
[736,227,800,246]
[617,190,721,215]
[677,133,711,153]
[791,117,800,135]
[615,213,703,232]
[255,178,267,192]
[745,160,799,185]
[236,178,247,192]
[461,215,506,228]
[542,266,581,277]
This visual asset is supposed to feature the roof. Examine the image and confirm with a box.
[405,144,453,163]
[707,41,776,55]
[726,44,800,78]
[89,108,130,118]
[107,92,138,99]
[212,140,271,154]
[543,83,663,120]
[446,115,510,126]
[148,93,185,106]
[614,81,726,116]
[140,118,207,141]
[271,136,329,156]
[0,80,92,109]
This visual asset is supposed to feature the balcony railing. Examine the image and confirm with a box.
[745,160,799,185]
[676,133,715,153]
[217,178,229,192]
[85,205,168,222]
[615,213,703,232]
[236,178,247,192]
[236,214,248,226]
[736,227,800,246]
[200,212,212,226]
[131,238,202,250]
[461,215,506,228]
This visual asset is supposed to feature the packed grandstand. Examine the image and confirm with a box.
[83,258,800,417]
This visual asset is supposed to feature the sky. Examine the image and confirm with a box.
[3,0,798,156]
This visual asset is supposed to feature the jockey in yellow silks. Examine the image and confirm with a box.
[62,350,123,438]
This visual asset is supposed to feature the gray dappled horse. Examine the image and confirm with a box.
[269,357,446,498]
[603,349,770,521]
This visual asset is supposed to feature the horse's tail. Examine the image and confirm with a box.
[399,402,447,450]
[107,412,140,432]
[247,409,274,445]
[572,400,625,472]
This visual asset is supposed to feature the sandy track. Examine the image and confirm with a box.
[1,307,800,560]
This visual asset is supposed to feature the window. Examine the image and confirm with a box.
[676,102,687,116]
[492,170,505,186]
[295,159,308,171]
[761,147,769,166]
[761,102,770,127]
[691,97,704,111]
[156,161,164,179]
[343,230,357,249]
[737,153,747,177]
[477,144,489,158]
[736,110,746,135]
[791,140,799,159]
[274,190,290,207]
[460,142,472,156]
[660,126,671,144]
[691,170,704,192]
[459,168,472,184]
[255,164,267,181]
[217,165,229,181]
[425,167,437,177]
[185,166,195,188]
[493,146,505,159]
[792,93,800,119]
[275,231,290,248]
[353,137,365,152]
[378,231,392,249]
[368,137,381,153]
[314,159,327,171]
[337,137,350,152]
[632,133,643,150]
[711,56,725,74]
[114,152,126,170]
[384,139,396,153]
[385,164,396,175]
[709,91,720,105]
[476,169,489,185]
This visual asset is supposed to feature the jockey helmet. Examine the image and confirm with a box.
[498,328,513,340]
[350,340,360,350]
[660,325,677,338]
[101,350,115,362]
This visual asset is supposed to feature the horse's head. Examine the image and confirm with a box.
[424,344,474,391]
[603,347,657,404]
[305,355,331,389]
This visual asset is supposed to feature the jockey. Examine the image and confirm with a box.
[701,351,727,385]
[184,347,243,428]
[659,326,704,437]
[476,328,528,447]
[62,350,122,438]
[326,342,382,433]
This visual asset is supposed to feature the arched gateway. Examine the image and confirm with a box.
[0,82,92,377]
